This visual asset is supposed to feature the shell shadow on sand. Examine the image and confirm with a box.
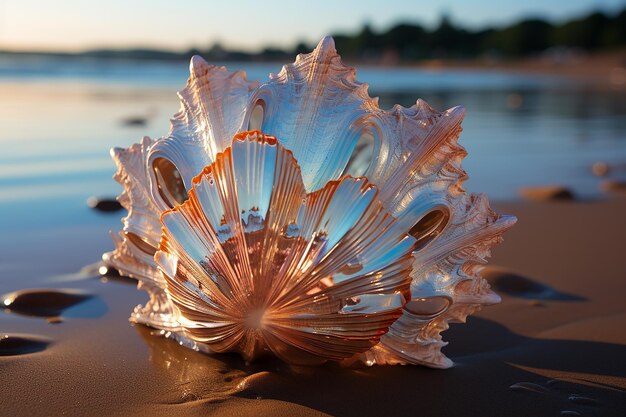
[482,267,586,301]
[134,325,253,405]
[134,316,626,417]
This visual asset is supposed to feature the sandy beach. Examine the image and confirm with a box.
[2,2,626,415]
[1,194,625,417]
[1,29,626,416]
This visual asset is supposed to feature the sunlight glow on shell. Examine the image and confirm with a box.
[103,37,516,368]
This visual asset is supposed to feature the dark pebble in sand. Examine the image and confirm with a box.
[546,379,563,387]
[121,116,148,127]
[592,161,610,177]
[568,394,598,406]
[600,179,626,193]
[87,197,123,212]
[0,334,50,356]
[98,265,136,285]
[47,317,63,324]
[2,288,92,318]
[509,382,550,394]
[483,268,585,301]
[98,265,121,277]
[519,186,575,201]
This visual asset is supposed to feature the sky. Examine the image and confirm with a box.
[0,0,624,52]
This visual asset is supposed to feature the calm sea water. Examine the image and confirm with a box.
[0,56,625,246]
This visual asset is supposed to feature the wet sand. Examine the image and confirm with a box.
[1,196,625,416]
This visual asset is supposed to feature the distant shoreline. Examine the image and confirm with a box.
[408,49,626,88]
[3,48,624,90]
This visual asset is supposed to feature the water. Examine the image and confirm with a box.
[0,55,625,240]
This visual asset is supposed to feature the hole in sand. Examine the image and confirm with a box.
[0,334,50,356]
[1,289,92,318]
[482,268,586,301]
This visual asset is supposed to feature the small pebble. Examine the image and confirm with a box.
[98,265,120,277]
[519,186,575,201]
[546,379,562,387]
[506,93,523,109]
[509,382,550,394]
[600,179,626,193]
[568,394,598,406]
[592,162,610,177]
[87,197,123,212]
[121,116,148,127]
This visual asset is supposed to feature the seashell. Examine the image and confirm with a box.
[156,131,415,363]
[103,37,516,367]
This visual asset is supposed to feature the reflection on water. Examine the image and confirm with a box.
[0,58,625,236]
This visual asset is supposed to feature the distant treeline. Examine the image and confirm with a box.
[331,8,626,61]
[2,7,625,62]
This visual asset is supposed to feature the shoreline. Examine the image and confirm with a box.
[1,196,625,416]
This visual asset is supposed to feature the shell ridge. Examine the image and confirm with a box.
[372,193,516,367]
[255,37,377,192]
[148,58,258,196]
[155,134,415,363]
[103,136,164,301]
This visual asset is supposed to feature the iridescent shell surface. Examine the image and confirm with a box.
[103,37,516,368]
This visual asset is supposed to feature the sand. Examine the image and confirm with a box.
[1,196,625,416]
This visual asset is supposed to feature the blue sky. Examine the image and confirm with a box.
[0,0,624,51]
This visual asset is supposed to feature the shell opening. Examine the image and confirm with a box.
[247,99,265,131]
[404,296,451,319]
[125,232,157,255]
[342,129,376,177]
[409,207,450,250]
[152,157,187,209]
